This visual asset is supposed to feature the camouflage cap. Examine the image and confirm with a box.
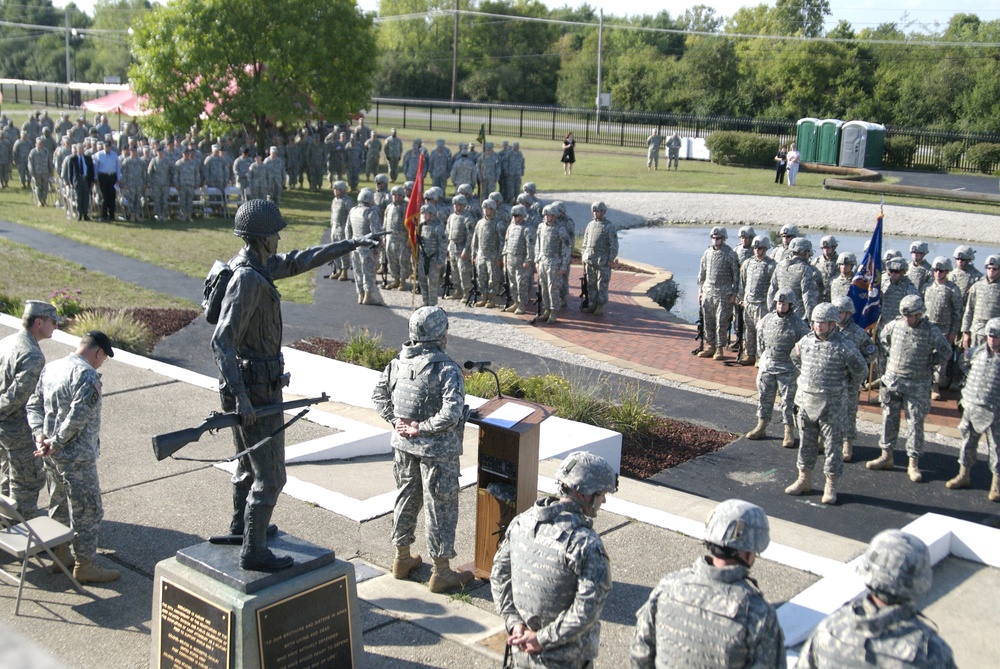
[522,182,537,193]
[910,241,929,254]
[555,451,618,496]
[986,317,1000,338]
[451,194,468,206]
[954,245,975,260]
[779,224,799,237]
[931,255,951,271]
[436,138,445,146]
[837,252,857,266]
[391,185,406,197]
[591,201,607,212]
[899,294,925,316]
[857,529,932,604]
[704,499,770,554]
[811,302,841,323]
[751,235,770,249]
[710,226,728,240]
[408,306,448,342]
[412,140,421,148]
[789,237,812,254]
[986,254,1000,268]
[511,204,527,217]
[23,300,62,323]
[738,225,755,238]
[885,257,907,272]
[775,288,796,304]
[333,180,347,191]
[357,188,375,206]
[375,173,389,185]
[234,199,287,239]
[833,295,855,316]
[820,235,838,249]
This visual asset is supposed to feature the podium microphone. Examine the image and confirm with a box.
[464,360,502,398]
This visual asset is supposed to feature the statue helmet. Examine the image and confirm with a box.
[233,199,286,239]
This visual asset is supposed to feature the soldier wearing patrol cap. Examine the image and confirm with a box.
[767,237,820,323]
[580,201,619,316]
[769,223,799,264]
[946,316,1000,502]
[383,128,403,182]
[450,148,476,195]
[961,253,1000,350]
[735,225,756,265]
[739,234,776,366]
[828,252,856,302]
[868,295,951,482]
[907,241,932,292]
[811,235,839,301]
[697,227,741,361]
[492,451,616,669]
[797,530,955,668]
[211,200,381,571]
[372,307,473,592]
[833,295,876,462]
[630,499,785,668]
[924,256,963,399]
[428,138,452,193]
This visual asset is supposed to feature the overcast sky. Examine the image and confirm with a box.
[54,1,1000,35]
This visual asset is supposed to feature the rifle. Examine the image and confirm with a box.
[735,303,745,359]
[379,250,389,288]
[529,280,544,325]
[151,393,329,461]
[580,275,590,311]
[691,300,706,355]
[466,265,482,307]
[502,265,513,310]
[443,259,455,298]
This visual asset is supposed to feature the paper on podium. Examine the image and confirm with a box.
[480,402,535,429]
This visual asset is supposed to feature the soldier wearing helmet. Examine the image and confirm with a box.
[457,183,482,221]
[444,194,475,302]
[471,198,505,308]
[373,306,473,592]
[212,200,381,571]
[769,223,799,264]
[502,204,536,314]
[828,252,856,302]
[747,288,809,447]
[580,201,619,316]
[630,499,784,668]
[949,244,982,302]
[735,225,756,265]
[348,188,386,305]
[373,173,391,216]
[833,295,876,463]
[382,184,412,290]
[535,204,573,323]
[784,302,866,504]
[868,294,951,482]
[811,235,839,301]
[923,256,963,400]
[491,452,616,668]
[416,203,447,305]
[961,253,1000,350]
[907,241,932,292]
[738,234,777,366]
[768,236,820,324]
[697,226,741,361]
[552,201,576,308]
[881,256,918,326]
[798,530,955,668]
[328,181,355,281]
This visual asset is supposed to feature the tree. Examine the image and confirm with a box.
[84,0,151,83]
[129,0,376,151]
[0,0,90,82]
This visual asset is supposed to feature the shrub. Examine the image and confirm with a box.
[704,131,777,167]
[464,366,525,399]
[49,288,84,318]
[965,143,1000,174]
[337,327,397,371]
[936,141,965,170]
[882,136,917,169]
[0,293,21,317]
[68,309,154,355]
[606,381,657,438]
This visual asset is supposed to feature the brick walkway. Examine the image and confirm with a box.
[503,265,961,436]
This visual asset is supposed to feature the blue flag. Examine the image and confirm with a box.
[849,213,883,331]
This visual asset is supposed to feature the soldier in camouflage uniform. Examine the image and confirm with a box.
[458,183,483,222]
[303,133,324,191]
[203,144,229,192]
[27,331,120,584]
[553,201,575,307]
[13,132,32,188]
[173,146,201,221]
[212,200,378,571]
[924,257,963,399]
[264,146,284,205]
[946,317,1000,501]
[247,154,268,201]
[326,131,346,184]
[492,451,616,669]
[384,129,403,182]
[767,237,820,323]
[785,303,867,504]
[867,295,951,482]
[416,205,447,306]
[233,147,253,196]
[697,227,741,361]
[383,185,411,289]
[535,205,573,324]
[345,133,365,191]
[477,142,500,196]
[797,530,955,669]
[147,146,172,220]
[734,226,755,265]
[907,241,932,293]
[504,142,525,204]
[27,138,51,206]
[811,236,839,302]
[443,194,474,302]
[450,148,477,196]
[833,296,876,463]
[471,199,505,308]
[630,499,784,669]
[768,223,799,264]
[119,145,146,221]
[402,140,423,182]
[580,201,619,316]
[747,289,810,447]
[428,139,451,193]
[502,204,536,314]
[363,132,382,182]
[646,129,661,170]
[828,253,855,302]
[738,235,776,366]
[0,131,12,189]
[961,253,1000,350]
[372,307,473,592]
[348,188,385,305]
[948,245,982,303]
[871,256,920,388]
[0,301,60,521]
[327,181,355,281]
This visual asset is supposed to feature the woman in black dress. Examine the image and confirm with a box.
[774,145,788,184]
[561,132,576,174]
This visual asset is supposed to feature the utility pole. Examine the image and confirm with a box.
[450,0,459,106]
[596,9,603,133]
[65,10,71,84]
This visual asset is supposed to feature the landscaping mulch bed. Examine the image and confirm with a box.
[289,336,735,480]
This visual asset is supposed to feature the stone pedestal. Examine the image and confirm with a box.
[151,533,364,669]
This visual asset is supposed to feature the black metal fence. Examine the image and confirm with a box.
[0,81,123,110]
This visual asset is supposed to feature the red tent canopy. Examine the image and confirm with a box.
[81,88,152,117]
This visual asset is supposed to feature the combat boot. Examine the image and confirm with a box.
[593,303,604,316]
[989,474,1000,502]
[866,449,894,470]
[697,346,716,359]
[539,309,550,321]
[930,383,941,401]
[392,545,422,580]
[582,303,596,313]
[357,292,364,304]
[782,424,796,449]
[907,457,923,483]
[339,269,350,281]
[739,355,756,366]
[784,469,813,496]
[712,348,725,361]
[47,543,75,573]
[821,475,839,505]
[450,290,463,301]
[503,302,519,313]
[514,305,526,315]
[363,290,385,306]
[746,418,768,440]
[73,557,120,584]
[428,557,474,593]
[240,506,293,572]
[946,466,971,489]
[475,298,489,307]
[547,313,558,324]
[387,280,400,290]
[398,282,408,291]
[842,440,853,463]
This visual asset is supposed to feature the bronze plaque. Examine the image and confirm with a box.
[159,579,231,669]
[257,576,353,669]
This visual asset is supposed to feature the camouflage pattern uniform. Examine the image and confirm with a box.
[961,268,1000,348]
[445,199,475,303]
[0,328,47,518]
[924,271,963,390]
[955,331,1000,487]
[203,152,229,191]
[27,143,51,204]
[119,150,146,220]
[0,134,12,188]
[306,135,327,190]
[26,352,104,561]
[948,257,982,303]
[12,134,31,188]
[834,298,876,447]
[384,189,412,286]
[535,211,573,317]
[477,144,499,196]
[697,231,741,352]
[326,132,346,183]
[372,308,466,560]
[345,136,365,191]
[402,144,423,182]
[811,237,839,302]
[263,151,284,205]
[285,136,303,189]
[247,159,269,201]
[173,154,201,221]
[504,144,525,204]
[880,271,919,326]
[233,153,253,194]
[384,132,403,182]
[554,204,576,306]
[646,131,661,170]
[329,184,355,276]
[347,191,383,299]
[428,143,452,193]
[907,252,933,294]
[734,226,755,266]
[416,206,447,306]
[503,206,536,311]
[756,305,810,428]
[740,241,776,360]
[580,203,619,311]
[768,224,798,265]
[147,151,173,219]
[767,243,820,321]
[471,204,505,306]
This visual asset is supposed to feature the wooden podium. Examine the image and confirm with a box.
[468,397,550,578]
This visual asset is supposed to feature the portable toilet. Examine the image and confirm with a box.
[839,121,887,169]
[816,119,843,165]
[795,118,819,163]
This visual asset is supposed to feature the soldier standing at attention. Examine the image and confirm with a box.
[444,194,474,303]
[961,253,1000,350]
[949,245,982,303]
[471,199,505,309]
[811,235,839,302]
[211,200,378,571]
[867,295,950,482]
[449,148,477,196]
[263,146,284,205]
[364,131,382,183]
[428,139,452,194]
[173,145,201,222]
[502,204,536,315]
[769,223,798,264]
[665,132,682,170]
[924,257,963,400]
[345,133,365,192]
[646,128,662,170]
[767,237,820,322]
[327,131,346,185]
[696,227,741,361]
[580,201,619,316]
[383,185,411,290]
[233,146,252,197]
[402,140,423,183]
[738,235,776,367]
[384,128,403,182]
[734,226,756,265]
[828,252,856,302]
[534,204,573,324]
[492,452,616,669]
[306,132,327,191]
[416,205,447,306]
[907,241,932,293]
[630,499,784,669]
[797,530,955,668]
[328,181,355,282]
[504,143,525,204]
[348,188,385,305]
[147,146,172,221]
[27,137,51,206]
[27,331,120,584]
[373,307,473,592]
[833,296,876,463]
[119,145,146,221]
[478,142,500,197]
[247,154,268,202]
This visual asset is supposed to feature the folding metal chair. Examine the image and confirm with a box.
[0,494,90,615]
[223,185,244,218]
[202,186,225,217]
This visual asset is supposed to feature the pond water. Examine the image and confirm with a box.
[618,225,1000,323]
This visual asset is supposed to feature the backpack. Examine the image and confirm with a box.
[202,260,232,325]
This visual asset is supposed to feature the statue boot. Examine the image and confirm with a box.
[392,545,422,580]
[210,487,277,545]
[240,505,293,572]
[784,469,813,496]
[946,467,971,489]
[593,303,604,316]
[746,418,768,440]
[428,557,473,593]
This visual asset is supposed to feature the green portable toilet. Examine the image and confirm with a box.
[796,118,819,163]
[839,121,887,169]
[816,119,843,166]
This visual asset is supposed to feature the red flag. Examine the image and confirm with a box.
[404,153,425,260]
